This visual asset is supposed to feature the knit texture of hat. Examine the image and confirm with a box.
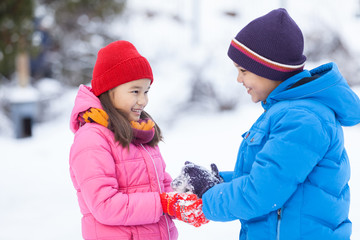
[91,41,153,96]
[228,8,306,81]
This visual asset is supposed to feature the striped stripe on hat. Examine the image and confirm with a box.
[230,38,305,73]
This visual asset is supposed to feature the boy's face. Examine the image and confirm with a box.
[109,78,151,121]
[234,63,281,103]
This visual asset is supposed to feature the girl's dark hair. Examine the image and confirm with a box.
[98,91,163,148]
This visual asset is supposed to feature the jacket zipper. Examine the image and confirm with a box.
[276,208,282,240]
[140,144,171,240]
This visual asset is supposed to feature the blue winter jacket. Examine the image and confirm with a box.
[202,62,360,240]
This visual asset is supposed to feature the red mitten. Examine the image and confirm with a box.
[160,192,209,227]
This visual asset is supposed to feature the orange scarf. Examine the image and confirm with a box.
[82,108,155,144]
[130,119,155,131]
[82,108,109,128]
[82,108,155,131]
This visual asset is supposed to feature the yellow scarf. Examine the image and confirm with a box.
[82,108,155,131]
[130,119,155,131]
[82,108,109,128]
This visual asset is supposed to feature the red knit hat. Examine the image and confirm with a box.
[91,41,153,96]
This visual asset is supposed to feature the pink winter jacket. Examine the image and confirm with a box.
[69,85,178,240]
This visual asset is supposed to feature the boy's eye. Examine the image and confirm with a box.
[240,69,247,73]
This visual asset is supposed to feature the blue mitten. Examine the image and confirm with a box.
[171,161,224,198]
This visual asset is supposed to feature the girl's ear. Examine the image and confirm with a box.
[108,89,114,105]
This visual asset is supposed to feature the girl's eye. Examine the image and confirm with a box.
[240,69,247,73]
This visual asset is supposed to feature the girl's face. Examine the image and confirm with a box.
[109,79,151,121]
[234,63,281,103]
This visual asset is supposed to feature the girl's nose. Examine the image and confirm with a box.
[137,94,147,106]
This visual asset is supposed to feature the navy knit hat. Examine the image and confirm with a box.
[228,8,306,81]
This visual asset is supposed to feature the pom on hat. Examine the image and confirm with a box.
[228,8,306,81]
[91,41,153,96]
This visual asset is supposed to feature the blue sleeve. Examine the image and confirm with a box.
[219,171,234,182]
[202,109,330,222]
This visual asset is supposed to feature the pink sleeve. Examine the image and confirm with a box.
[70,126,163,226]
[159,153,173,193]
[163,171,173,192]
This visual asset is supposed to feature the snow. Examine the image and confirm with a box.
[3,86,39,104]
[1,0,360,239]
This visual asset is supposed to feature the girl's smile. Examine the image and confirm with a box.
[109,78,151,121]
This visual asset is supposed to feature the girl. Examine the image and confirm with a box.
[191,8,360,240]
[69,41,206,240]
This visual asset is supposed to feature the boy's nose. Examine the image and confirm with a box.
[237,74,243,83]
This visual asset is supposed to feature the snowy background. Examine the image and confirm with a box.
[1,0,360,239]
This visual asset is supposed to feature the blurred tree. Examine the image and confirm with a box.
[305,25,360,86]
[0,0,126,86]
[0,0,35,84]
[38,0,127,86]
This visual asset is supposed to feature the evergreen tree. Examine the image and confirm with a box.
[0,0,34,82]
[38,0,126,86]
[0,0,126,85]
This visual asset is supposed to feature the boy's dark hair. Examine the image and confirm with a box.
[98,91,162,148]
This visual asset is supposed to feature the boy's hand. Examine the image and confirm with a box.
[171,161,223,198]
[160,192,209,227]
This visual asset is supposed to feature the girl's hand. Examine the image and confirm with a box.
[160,192,209,227]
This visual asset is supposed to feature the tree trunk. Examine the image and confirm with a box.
[16,51,30,88]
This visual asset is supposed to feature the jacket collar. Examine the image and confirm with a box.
[262,70,312,111]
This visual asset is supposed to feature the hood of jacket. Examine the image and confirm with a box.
[70,84,103,133]
[263,62,360,126]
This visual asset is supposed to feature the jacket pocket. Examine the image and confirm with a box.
[243,130,265,146]
[242,130,266,173]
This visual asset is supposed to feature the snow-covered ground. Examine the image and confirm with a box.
[0,86,359,240]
